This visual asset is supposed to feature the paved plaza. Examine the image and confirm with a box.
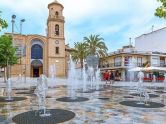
[0,77,166,124]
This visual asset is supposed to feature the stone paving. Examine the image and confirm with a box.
[0,77,166,124]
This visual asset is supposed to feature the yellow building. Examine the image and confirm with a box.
[99,45,166,81]
[8,0,68,77]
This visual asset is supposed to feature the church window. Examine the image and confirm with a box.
[31,44,43,59]
[55,47,59,54]
[55,24,59,35]
[55,11,59,18]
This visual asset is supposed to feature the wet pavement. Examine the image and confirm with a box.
[0,83,166,124]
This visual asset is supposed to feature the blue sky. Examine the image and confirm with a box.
[0,0,166,52]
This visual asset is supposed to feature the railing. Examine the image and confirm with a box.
[114,62,121,67]
[108,50,151,56]
[100,61,143,68]
[160,63,166,67]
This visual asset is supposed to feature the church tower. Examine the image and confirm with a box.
[47,0,66,76]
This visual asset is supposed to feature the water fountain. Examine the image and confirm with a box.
[56,56,89,102]
[67,56,78,99]
[137,71,145,104]
[49,64,56,88]
[17,74,22,83]
[49,64,56,79]
[95,67,101,91]
[82,61,88,92]
[120,71,164,108]
[163,73,166,92]
[87,66,95,90]
[152,75,157,90]
[5,78,13,101]
[12,75,75,124]
[127,58,137,92]
[34,74,50,117]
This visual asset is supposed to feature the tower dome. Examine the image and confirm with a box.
[48,0,63,9]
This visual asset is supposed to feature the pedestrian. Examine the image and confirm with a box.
[110,71,114,85]
[104,70,109,84]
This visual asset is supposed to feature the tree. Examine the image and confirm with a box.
[0,35,18,80]
[155,0,166,19]
[83,34,108,57]
[0,11,8,31]
[71,42,87,68]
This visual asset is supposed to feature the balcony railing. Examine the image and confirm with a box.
[100,61,143,68]
[160,63,166,67]
[114,62,121,67]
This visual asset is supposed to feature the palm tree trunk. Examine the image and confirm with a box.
[81,59,83,69]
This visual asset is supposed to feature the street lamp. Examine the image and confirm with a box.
[8,15,16,78]
[20,19,25,34]
[11,15,16,34]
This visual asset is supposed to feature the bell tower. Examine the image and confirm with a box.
[47,0,66,76]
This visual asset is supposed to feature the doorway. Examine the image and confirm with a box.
[31,60,43,77]
[33,68,39,77]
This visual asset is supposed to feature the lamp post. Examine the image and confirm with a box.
[11,15,16,34]
[7,15,16,79]
[20,19,25,34]
[19,19,26,83]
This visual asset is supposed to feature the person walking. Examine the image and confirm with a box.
[104,70,109,84]
[110,72,114,85]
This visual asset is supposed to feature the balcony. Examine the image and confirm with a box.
[114,62,122,67]
[100,61,143,69]
[160,63,166,67]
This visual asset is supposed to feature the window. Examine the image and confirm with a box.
[31,44,43,59]
[137,57,142,67]
[55,24,59,35]
[124,56,132,66]
[151,56,159,66]
[114,57,122,67]
[55,47,59,54]
[55,11,59,18]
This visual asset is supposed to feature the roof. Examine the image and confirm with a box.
[53,0,59,3]
[48,0,64,8]
[136,26,166,39]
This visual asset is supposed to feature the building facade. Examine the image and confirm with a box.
[100,45,166,81]
[9,0,68,77]
[135,27,166,53]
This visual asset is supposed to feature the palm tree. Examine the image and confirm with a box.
[71,42,87,68]
[83,34,108,57]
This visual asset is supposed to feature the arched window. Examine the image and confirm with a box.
[31,44,43,59]
[55,11,59,18]
[55,24,59,35]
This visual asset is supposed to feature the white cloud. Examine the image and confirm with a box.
[0,0,165,52]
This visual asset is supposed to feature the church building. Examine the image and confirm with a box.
[9,0,68,77]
